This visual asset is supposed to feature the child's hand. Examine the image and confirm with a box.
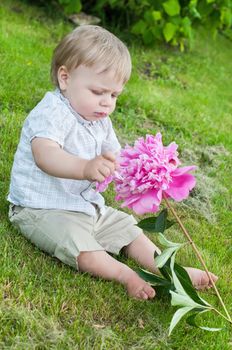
[83,152,116,182]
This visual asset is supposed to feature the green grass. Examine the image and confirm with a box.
[1,0,232,348]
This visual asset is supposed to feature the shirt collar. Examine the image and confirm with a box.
[55,88,97,127]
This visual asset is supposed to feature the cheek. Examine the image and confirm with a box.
[87,95,98,107]
[80,95,99,114]
[111,99,117,110]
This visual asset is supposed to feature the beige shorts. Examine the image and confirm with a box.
[9,205,142,270]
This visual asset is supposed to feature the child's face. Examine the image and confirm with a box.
[58,64,124,122]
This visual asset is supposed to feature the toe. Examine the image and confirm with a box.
[135,284,155,300]
[125,272,156,300]
[143,284,156,299]
[210,273,218,283]
[208,273,218,287]
[197,272,218,290]
[137,290,148,300]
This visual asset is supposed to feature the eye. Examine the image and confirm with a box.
[91,90,103,95]
[112,93,120,99]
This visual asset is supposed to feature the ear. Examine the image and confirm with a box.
[57,65,69,90]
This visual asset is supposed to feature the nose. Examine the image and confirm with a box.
[100,94,112,107]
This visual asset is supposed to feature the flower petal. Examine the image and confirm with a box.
[132,200,160,215]
[171,166,197,177]
[130,190,161,215]
[96,175,114,192]
[164,173,196,201]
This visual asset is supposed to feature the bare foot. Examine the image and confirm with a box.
[185,267,218,290]
[119,269,156,300]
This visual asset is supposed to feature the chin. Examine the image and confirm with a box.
[91,116,106,121]
[81,115,95,121]
[87,116,99,121]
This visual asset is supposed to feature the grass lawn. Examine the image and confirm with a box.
[1,0,232,348]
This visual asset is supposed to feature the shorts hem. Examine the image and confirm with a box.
[106,231,141,255]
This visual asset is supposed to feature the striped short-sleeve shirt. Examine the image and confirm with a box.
[7,90,121,216]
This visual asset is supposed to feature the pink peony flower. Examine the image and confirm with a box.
[97,133,196,215]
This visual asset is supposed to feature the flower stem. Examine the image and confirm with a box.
[163,196,232,323]
[212,308,232,323]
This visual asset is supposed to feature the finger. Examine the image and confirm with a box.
[101,160,116,174]
[98,164,112,178]
[95,173,106,183]
[115,161,120,170]
[102,151,116,162]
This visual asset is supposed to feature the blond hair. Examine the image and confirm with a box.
[51,25,132,86]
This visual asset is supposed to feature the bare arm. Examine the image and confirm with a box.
[31,137,116,182]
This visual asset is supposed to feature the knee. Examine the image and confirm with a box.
[77,251,98,272]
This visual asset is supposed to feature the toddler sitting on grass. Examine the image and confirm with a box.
[8,25,217,300]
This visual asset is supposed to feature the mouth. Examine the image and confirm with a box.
[94,112,108,118]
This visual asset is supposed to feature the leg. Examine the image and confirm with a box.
[77,250,155,300]
[123,232,161,273]
[124,233,218,289]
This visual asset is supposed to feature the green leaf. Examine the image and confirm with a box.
[138,267,174,299]
[137,209,174,233]
[157,232,183,249]
[151,26,163,40]
[170,290,208,309]
[174,263,210,307]
[58,0,82,14]
[174,263,192,284]
[154,233,183,268]
[165,219,175,230]
[144,10,154,25]
[152,11,162,21]
[169,306,195,335]
[137,217,159,232]
[155,285,173,298]
[163,22,178,42]
[186,309,223,332]
[142,30,154,45]
[179,39,185,52]
[198,326,223,331]
[131,20,147,35]
[181,17,192,39]
[155,209,168,233]
[159,263,172,281]
[220,8,232,27]
[163,0,180,16]
[189,0,201,19]
[197,1,213,17]
[170,255,211,309]
[190,8,201,19]
[109,0,118,5]
[155,247,183,268]
[170,253,188,295]
[138,268,173,287]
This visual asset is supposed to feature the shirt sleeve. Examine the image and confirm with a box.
[25,92,74,148]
